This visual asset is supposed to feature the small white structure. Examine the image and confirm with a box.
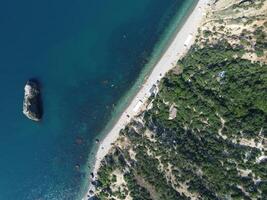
[184,34,193,46]
[133,100,143,113]
[218,71,226,78]
[169,104,177,120]
[256,155,267,163]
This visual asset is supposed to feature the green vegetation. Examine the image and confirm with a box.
[94,2,267,199]
[254,26,267,57]
[233,0,265,10]
[203,30,212,38]
[95,41,266,199]
[142,43,267,199]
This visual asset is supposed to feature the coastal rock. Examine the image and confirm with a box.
[75,164,80,171]
[88,196,99,200]
[91,180,101,187]
[75,137,84,145]
[22,80,42,121]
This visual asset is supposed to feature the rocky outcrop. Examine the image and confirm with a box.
[23,80,42,121]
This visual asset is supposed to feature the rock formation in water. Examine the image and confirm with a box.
[23,80,42,121]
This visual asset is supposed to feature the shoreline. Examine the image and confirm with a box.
[83,0,211,198]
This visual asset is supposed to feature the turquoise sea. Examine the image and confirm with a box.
[0,0,196,199]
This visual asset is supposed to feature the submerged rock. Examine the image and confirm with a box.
[22,80,42,121]
[75,137,84,145]
[75,164,80,171]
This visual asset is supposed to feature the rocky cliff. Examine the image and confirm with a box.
[23,80,42,121]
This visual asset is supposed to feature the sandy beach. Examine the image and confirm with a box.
[83,0,211,198]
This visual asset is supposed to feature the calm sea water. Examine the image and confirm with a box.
[0,0,195,199]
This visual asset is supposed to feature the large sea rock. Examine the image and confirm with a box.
[22,80,42,121]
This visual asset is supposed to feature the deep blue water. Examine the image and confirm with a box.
[0,0,195,199]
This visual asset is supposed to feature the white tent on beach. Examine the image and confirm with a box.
[184,34,193,46]
[133,100,143,113]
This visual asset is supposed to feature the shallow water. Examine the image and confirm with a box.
[0,0,195,199]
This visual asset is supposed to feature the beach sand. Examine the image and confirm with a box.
[83,0,211,198]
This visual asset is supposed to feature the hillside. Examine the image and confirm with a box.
[94,1,267,199]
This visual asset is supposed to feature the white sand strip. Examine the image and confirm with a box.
[83,0,211,198]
